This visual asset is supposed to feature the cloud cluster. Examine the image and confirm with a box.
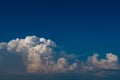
[0,36,78,73]
[0,36,120,74]
[85,53,120,71]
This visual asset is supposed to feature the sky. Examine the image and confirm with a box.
[0,0,120,80]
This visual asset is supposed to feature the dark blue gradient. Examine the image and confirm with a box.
[0,1,120,79]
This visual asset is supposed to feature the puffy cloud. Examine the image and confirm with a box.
[54,57,68,72]
[86,53,120,70]
[0,35,120,74]
[0,36,78,73]
[69,63,79,71]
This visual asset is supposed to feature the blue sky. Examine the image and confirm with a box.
[0,0,120,56]
[0,0,120,79]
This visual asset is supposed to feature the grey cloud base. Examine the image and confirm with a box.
[0,36,120,74]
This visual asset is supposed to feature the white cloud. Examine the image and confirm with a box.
[86,53,120,70]
[0,35,120,74]
[0,36,78,73]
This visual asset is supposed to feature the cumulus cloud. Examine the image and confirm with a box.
[85,53,120,71]
[0,35,120,74]
[0,36,79,73]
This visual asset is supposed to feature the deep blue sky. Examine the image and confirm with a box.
[0,0,120,56]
